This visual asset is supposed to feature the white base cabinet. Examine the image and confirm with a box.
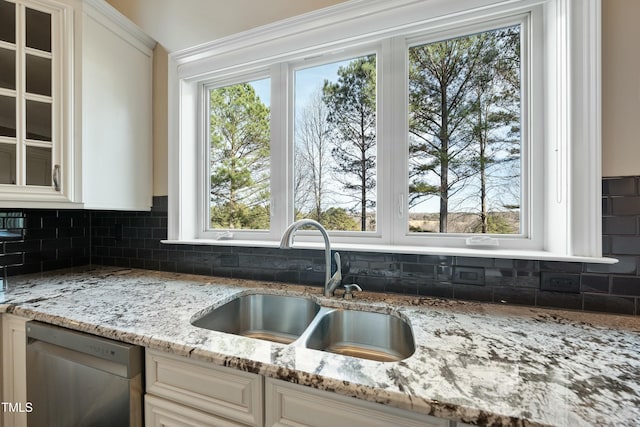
[1,314,28,427]
[145,394,248,427]
[145,349,263,427]
[264,378,449,427]
[145,349,458,427]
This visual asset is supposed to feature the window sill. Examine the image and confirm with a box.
[161,239,618,265]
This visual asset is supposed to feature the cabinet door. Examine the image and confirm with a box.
[0,0,73,205]
[80,2,153,211]
[2,314,28,427]
[265,378,449,427]
[146,349,263,427]
[145,394,247,427]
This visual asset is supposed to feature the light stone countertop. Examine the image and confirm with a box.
[2,267,639,427]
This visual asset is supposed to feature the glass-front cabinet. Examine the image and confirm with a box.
[0,0,153,210]
[0,0,63,199]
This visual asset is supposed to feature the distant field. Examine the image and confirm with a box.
[408,211,520,233]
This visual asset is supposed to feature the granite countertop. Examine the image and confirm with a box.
[2,267,639,427]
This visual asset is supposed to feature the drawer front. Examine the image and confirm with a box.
[146,349,263,427]
[265,378,449,427]
[145,394,246,427]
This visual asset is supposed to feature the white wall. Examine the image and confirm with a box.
[602,0,640,177]
[105,0,349,52]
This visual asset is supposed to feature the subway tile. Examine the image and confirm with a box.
[385,280,418,295]
[580,274,610,293]
[494,258,515,269]
[611,197,640,216]
[611,276,640,296]
[436,265,453,282]
[602,177,637,196]
[484,268,516,286]
[0,253,23,266]
[453,284,493,302]
[493,287,536,306]
[583,294,636,315]
[536,291,583,310]
[513,260,539,272]
[417,282,454,299]
[602,198,611,216]
[540,261,582,273]
[603,216,638,235]
[515,271,541,288]
[455,257,493,267]
[129,259,146,269]
[610,236,640,255]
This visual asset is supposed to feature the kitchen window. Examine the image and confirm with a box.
[169,0,604,261]
[293,54,378,233]
[206,77,271,231]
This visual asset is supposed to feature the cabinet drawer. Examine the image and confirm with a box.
[145,394,246,427]
[265,378,449,427]
[146,349,263,427]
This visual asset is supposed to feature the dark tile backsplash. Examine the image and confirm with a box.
[1,176,640,315]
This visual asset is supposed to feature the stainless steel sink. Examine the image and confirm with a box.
[302,309,415,362]
[191,294,321,344]
[192,293,415,362]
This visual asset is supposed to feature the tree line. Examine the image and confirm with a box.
[208,25,521,233]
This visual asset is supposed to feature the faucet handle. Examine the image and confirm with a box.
[332,252,342,280]
[342,284,362,300]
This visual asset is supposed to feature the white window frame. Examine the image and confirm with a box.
[390,13,540,251]
[168,0,607,262]
[199,69,275,241]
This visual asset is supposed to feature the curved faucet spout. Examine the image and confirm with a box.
[280,219,341,297]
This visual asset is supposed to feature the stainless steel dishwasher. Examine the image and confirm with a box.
[26,321,143,427]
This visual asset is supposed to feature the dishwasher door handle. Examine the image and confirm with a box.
[27,339,130,378]
[26,321,142,378]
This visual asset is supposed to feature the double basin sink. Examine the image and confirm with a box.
[191,293,415,362]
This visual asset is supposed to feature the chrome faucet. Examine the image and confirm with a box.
[279,219,342,297]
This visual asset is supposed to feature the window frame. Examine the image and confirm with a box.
[199,69,275,241]
[391,13,540,250]
[168,0,605,261]
[287,45,383,243]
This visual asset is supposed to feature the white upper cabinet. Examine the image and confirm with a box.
[0,0,154,210]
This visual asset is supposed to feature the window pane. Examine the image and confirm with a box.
[26,146,51,186]
[0,142,16,184]
[294,54,377,232]
[26,54,51,96]
[408,26,521,234]
[26,8,51,52]
[0,1,15,44]
[26,100,51,141]
[0,95,16,137]
[208,79,270,230]
[0,47,15,90]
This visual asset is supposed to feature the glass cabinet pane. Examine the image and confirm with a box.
[26,100,51,141]
[26,146,51,186]
[0,1,15,44]
[0,47,15,90]
[26,54,51,96]
[0,143,16,184]
[0,95,16,137]
[25,8,51,52]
